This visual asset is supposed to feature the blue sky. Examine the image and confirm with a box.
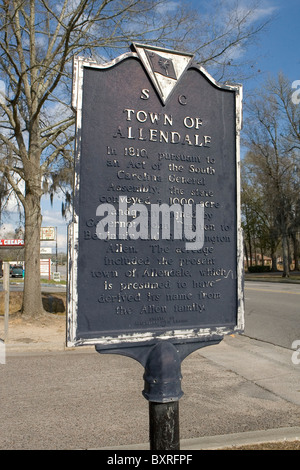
[2,0,299,253]
[244,0,299,86]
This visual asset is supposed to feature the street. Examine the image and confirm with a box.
[244,281,300,349]
[0,264,66,293]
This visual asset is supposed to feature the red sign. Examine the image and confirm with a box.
[0,239,24,246]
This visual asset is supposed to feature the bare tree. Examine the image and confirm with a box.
[243,74,300,277]
[242,153,281,271]
[268,73,300,153]
[0,0,273,317]
[0,173,8,224]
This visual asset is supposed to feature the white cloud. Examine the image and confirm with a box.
[42,210,69,229]
[0,223,16,237]
[223,43,245,61]
[232,5,277,28]
[57,232,67,251]
[215,0,278,28]
[155,1,179,14]
[1,174,25,214]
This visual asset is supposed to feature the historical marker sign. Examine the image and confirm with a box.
[67,44,244,349]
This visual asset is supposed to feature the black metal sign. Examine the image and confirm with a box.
[67,44,244,350]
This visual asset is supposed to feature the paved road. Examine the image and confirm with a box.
[0,280,66,293]
[1,279,300,450]
[244,281,300,349]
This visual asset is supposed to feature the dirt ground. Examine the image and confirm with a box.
[0,291,66,348]
[0,290,66,316]
[1,292,300,450]
[224,441,300,450]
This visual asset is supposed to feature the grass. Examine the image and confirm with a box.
[222,440,300,450]
[0,277,66,285]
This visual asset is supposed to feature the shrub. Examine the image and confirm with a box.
[247,265,271,273]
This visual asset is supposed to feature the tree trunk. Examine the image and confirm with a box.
[282,232,290,278]
[295,241,300,271]
[247,230,253,267]
[22,190,44,317]
[269,229,279,272]
[243,240,249,270]
[271,253,278,272]
[260,245,264,266]
[291,233,299,271]
[20,106,45,318]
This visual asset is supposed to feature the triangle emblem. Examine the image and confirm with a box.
[132,43,194,105]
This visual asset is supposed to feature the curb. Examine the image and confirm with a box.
[4,341,94,354]
[98,427,300,450]
[244,276,300,284]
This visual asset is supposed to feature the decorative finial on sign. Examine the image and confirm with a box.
[131,43,194,104]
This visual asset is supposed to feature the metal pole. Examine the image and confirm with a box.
[3,262,9,341]
[56,227,58,273]
[97,339,223,451]
[149,401,180,450]
[142,341,183,451]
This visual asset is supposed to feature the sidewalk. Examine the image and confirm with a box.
[99,333,300,450]
[99,427,300,450]
[2,313,300,450]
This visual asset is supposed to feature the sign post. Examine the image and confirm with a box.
[149,401,179,450]
[67,44,244,450]
[3,262,10,341]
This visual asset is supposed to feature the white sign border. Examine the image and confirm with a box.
[67,50,244,348]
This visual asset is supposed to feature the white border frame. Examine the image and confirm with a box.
[67,50,244,348]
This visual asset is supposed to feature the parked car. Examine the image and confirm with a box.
[10,266,23,278]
